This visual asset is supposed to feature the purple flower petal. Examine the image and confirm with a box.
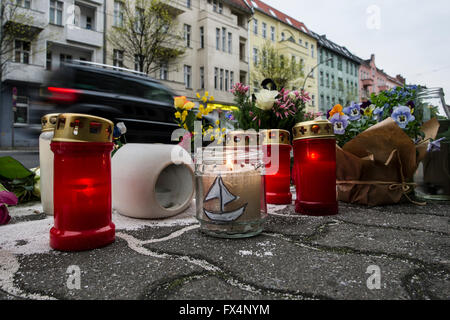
[0,204,11,226]
[0,191,18,206]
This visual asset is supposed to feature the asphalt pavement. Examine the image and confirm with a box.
[0,195,449,300]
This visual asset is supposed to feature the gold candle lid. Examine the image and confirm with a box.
[52,113,114,143]
[292,119,335,141]
[225,130,259,148]
[260,129,290,145]
[41,113,60,132]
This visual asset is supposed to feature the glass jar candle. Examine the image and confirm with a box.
[50,113,115,251]
[261,129,292,205]
[39,113,59,215]
[292,120,338,216]
[195,146,267,238]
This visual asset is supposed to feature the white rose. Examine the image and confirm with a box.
[255,89,278,111]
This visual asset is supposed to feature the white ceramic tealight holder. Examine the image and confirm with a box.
[112,144,195,219]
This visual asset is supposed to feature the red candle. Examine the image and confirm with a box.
[292,120,338,216]
[261,129,292,205]
[50,114,115,251]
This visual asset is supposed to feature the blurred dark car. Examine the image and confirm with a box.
[37,61,178,143]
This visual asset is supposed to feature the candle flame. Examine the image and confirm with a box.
[226,154,234,170]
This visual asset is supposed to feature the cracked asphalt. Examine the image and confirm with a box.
[0,196,449,300]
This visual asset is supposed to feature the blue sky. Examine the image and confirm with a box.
[264,0,450,109]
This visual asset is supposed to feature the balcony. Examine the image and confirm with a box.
[378,85,389,92]
[3,62,47,84]
[162,1,185,16]
[66,25,103,47]
[2,7,46,37]
[362,78,374,87]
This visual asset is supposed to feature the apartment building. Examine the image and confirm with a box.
[0,0,105,148]
[104,0,252,107]
[246,0,319,112]
[359,54,405,100]
[311,32,360,112]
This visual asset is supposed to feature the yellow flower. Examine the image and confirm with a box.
[202,96,207,103]
[183,123,188,130]
[329,104,344,119]
[210,95,215,102]
[210,135,215,141]
[363,104,375,117]
[205,91,209,97]
[181,110,188,122]
[222,128,226,132]
[196,93,201,99]
[184,102,195,110]
[174,111,181,119]
[215,120,220,125]
[174,96,187,109]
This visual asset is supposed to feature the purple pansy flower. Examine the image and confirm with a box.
[391,106,415,129]
[427,138,446,153]
[343,102,361,121]
[372,106,384,122]
[330,113,349,135]
[0,191,18,226]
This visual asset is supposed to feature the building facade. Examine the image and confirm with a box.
[312,33,360,112]
[359,54,405,100]
[0,0,106,148]
[104,0,252,108]
[246,0,319,112]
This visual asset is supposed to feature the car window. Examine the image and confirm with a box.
[73,69,121,93]
[136,80,173,105]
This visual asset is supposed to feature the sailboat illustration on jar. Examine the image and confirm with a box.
[203,175,247,222]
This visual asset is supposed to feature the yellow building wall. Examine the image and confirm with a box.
[249,11,319,113]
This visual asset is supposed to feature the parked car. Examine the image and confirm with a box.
[38,61,178,144]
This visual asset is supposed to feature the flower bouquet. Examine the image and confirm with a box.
[230,79,309,131]
[328,85,443,206]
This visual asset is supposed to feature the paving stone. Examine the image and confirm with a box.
[312,221,450,266]
[335,205,450,234]
[14,238,203,300]
[143,228,415,300]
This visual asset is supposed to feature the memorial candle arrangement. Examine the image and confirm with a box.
[195,144,267,238]
[261,129,292,205]
[292,119,338,216]
[50,113,115,251]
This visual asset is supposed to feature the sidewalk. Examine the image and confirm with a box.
[0,197,449,300]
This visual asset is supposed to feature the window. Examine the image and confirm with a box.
[298,38,302,45]
[184,65,192,89]
[113,1,124,27]
[326,96,330,107]
[135,7,144,32]
[281,32,285,41]
[46,50,52,70]
[218,2,223,13]
[17,0,31,8]
[305,41,308,49]
[326,73,329,88]
[320,71,324,86]
[338,77,344,91]
[330,56,334,68]
[184,24,191,47]
[311,95,315,107]
[222,28,226,52]
[311,45,315,58]
[225,70,229,92]
[216,28,220,50]
[346,61,349,73]
[320,50,323,64]
[186,0,191,8]
[337,58,343,71]
[331,75,335,89]
[270,26,275,42]
[86,17,92,30]
[228,32,232,54]
[253,47,258,66]
[320,94,324,109]
[220,69,224,90]
[160,62,168,80]
[214,67,218,89]
[230,71,234,89]
[253,19,258,35]
[14,40,30,64]
[60,54,72,64]
[113,49,123,68]
[14,96,29,124]
[134,55,143,72]
[262,22,267,39]
[200,27,204,49]
[49,0,63,25]
[200,67,205,89]
[213,0,217,12]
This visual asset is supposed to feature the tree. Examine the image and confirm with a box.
[251,41,304,90]
[107,0,185,75]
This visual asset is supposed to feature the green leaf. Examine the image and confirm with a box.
[0,157,34,180]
